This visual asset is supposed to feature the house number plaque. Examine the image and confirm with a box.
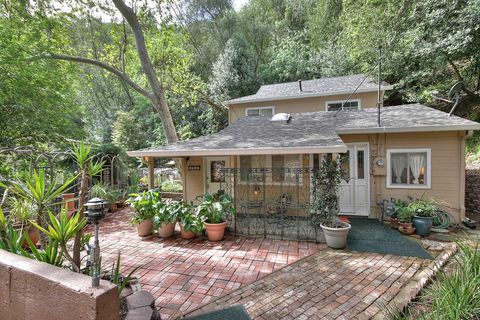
[188,165,201,171]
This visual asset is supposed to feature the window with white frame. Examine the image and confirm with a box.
[326,100,360,111]
[245,106,275,117]
[238,155,302,183]
[387,149,431,188]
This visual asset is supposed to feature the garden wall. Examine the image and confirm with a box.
[0,249,119,320]
[465,169,480,216]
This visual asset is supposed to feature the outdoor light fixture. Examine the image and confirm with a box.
[84,197,108,288]
[253,184,260,196]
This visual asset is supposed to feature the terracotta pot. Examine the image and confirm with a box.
[179,224,196,239]
[136,219,153,236]
[158,222,176,238]
[390,217,400,229]
[13,223,40,248]
[398,222,415,235]
[320,222,351,249]
[204,221,227,242]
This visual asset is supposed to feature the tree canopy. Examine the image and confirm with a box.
[1,0,479,159]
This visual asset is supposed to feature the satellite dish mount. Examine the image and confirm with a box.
[431,81,463,116]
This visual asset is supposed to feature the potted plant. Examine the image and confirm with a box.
[7,197,40,248]
[178,203,203,239]
[311,154,351,249]
[409,200,437,236]
[126,190,160,237]
[397,207,415,235]
[153,200,179,238]
[196,192,235,242]
[389,199,406,229]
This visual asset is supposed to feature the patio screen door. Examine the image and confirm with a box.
[338,143,370,216]
[205,157,230,194]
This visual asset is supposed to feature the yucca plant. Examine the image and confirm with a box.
[0,169,78,247]
[25,236,63,267]
[30,208,87,272]
[70,142,104,269]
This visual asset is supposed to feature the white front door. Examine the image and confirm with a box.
[205,157,230,194]
[338,143,370,216]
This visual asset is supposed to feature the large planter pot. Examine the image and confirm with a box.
[204,221,227,242]
[136,219,153,237]
[412,216,433,236]
[158,222,176,238]
[320,222,351,249]
[179,224,196,239]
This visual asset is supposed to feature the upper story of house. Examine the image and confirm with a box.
[224,74,393,124]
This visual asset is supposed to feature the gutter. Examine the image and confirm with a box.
[126,145,348,158]
[336,124,480,135]
[224,86,394,105]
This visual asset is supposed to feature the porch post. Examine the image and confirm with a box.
[147,157,155,190]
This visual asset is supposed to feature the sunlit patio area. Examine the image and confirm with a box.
[93,207,324,319]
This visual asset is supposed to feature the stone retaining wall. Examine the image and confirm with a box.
[0,249,119,320]
[466,169,480,216]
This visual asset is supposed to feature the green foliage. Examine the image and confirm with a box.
[30,210,87,249]
[195,192,235,224]
[8,197,37,223]
[126,190,162,224]
[153,200,182,227]
[25,237,63,267]
[0,208,26,255]
[160,180,183,193]
[407,200,437,218]
[90,183,121,204]
[111,252,140,297]
[310,154,346,228]
[178,203,204,233]
[397,207,414,223]
[422,241,480,320]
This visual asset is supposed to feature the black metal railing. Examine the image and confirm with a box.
[220,168,322,242]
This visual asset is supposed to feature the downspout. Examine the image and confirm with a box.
[459,130,473,221]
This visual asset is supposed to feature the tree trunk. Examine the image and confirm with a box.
[72,170,89,270]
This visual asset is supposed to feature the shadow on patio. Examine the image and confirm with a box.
[92,207,325,319]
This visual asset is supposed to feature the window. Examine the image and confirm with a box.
[272,155,301,183]
[238,155,302,184]
[326,100,361,111]
[246,106,275,117]
[240,155,266,182]
[386,149,431,189]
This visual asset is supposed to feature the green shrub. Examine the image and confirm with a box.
[126,190,161,224]
[407,200,437,218]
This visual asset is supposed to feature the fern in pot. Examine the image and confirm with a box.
[196,192,235,242]
[126,190,160,237]
[311,154,351,249]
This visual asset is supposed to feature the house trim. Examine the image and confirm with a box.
[127,145,348,158]
[225,86,394,105]
[336,125,480,134]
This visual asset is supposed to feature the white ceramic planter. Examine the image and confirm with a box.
[158,222,176,238]
[320,222,351,249]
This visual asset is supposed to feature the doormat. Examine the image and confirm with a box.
[347,218,432,259]
[184,305,251,320]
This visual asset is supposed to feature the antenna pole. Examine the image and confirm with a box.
[377,46,382,127]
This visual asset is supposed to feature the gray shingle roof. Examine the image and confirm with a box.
[226,74,392,104]
[127,104,480,157]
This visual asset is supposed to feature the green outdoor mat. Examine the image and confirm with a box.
[347,218,432,259]
[184,305,251,320]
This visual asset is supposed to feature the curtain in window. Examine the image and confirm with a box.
[409,154,425,184]
[392,154,407,183]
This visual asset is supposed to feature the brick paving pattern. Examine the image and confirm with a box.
[185,250,426,319]
[92,208,324,319]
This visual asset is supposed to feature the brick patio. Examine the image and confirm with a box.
[186,250,427,319]
[93,208,324,319]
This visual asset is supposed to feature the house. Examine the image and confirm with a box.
[127,74,480,240]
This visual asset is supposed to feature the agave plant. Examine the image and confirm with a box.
[111,252,141,296]
[0,208,26,255]
[24,236,63,267]
[30,208,87,272]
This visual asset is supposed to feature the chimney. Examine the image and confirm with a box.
[298,80,303,92]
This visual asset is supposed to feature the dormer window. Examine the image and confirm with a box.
[246,106,275,116]
[326,99,361,111]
